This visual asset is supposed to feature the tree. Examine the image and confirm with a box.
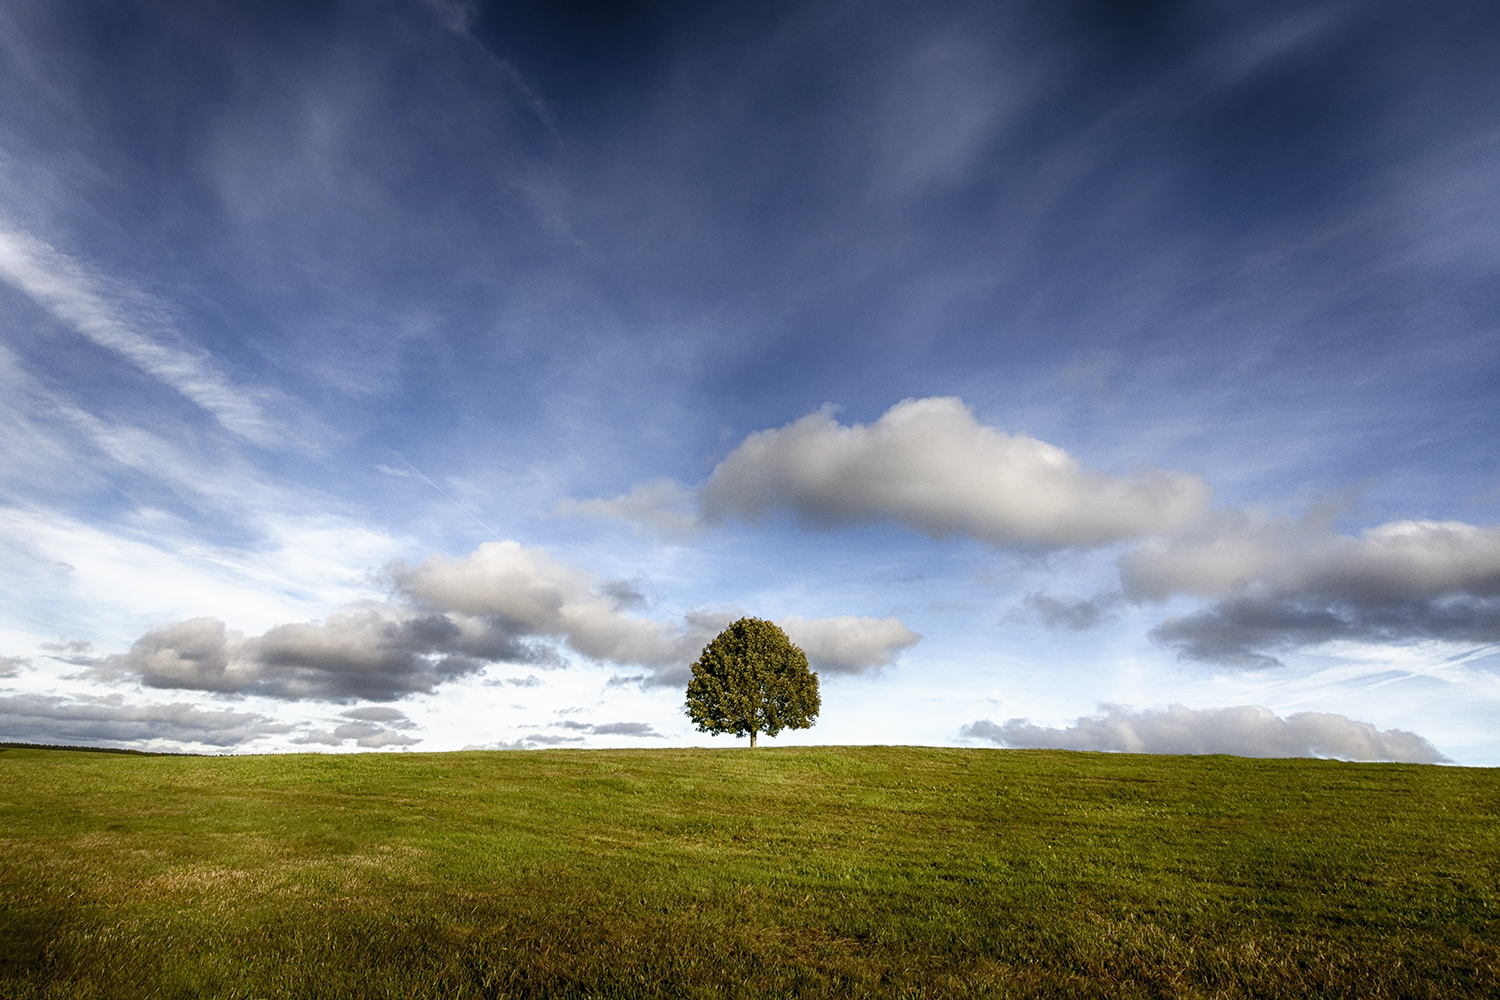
[686,617,820,748]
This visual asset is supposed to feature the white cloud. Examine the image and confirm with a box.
[100,607,502,702]
[0,503,406,649]
[287,706,422,748]
[333,720,421,747]
[554,478,699,540]
[780,615,921,674]
[702,398,1210,547]
[396,542,921,682]
[92,540,922,699]
[1122,515,1500,600]
[393,540,691,666]
[962,703,1448,763]
[574,398,1211,549]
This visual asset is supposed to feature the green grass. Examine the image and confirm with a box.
[0,746,1496,998]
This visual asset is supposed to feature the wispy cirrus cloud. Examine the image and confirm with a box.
[0,221,297,448]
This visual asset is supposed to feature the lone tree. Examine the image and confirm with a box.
[686,617,820,748]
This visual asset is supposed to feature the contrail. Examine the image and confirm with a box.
[401,459,506,543]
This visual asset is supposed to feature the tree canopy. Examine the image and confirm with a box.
[685,617,820,748]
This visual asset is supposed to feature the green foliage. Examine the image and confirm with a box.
[0,745,1497,998]
[685,617,820,745]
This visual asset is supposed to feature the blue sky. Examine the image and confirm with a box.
[2,0,1498,762]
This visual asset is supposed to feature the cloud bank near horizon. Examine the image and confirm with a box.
[91,540,921,701]
[962,704,1447,763]
[0,692,293,748]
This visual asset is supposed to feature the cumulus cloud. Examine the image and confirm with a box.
[97,540,921,698]
[393,541,692,667]
[556,404,1500,669]
[99,609,506,701]
[0,693,292,748]
[701,398,1211,548]
[1124,518,1500,667]
[780,615,921,673]
[395,542,918,685]
[961,704,1448,763]
[568,398,1210,549]
[0,655,28,677]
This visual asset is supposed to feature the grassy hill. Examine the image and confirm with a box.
[0,745,1496,998]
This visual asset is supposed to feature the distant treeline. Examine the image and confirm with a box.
[0,741,198,756]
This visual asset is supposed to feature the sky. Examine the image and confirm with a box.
[1,0,1498,763]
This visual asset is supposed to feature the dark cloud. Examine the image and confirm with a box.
[520,733,585,745]
[590,721,660,737]
[98,612,524,702]
[962,704,1447,763]
[1129,519,1500,666]
[0,693,291,748]
[0,655,27,677]
[1151,594,1500,669]
[553,720,661,737]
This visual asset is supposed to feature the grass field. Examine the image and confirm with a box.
[1,745,1496,999]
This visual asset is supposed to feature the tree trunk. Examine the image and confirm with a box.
[749,731,757,749]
